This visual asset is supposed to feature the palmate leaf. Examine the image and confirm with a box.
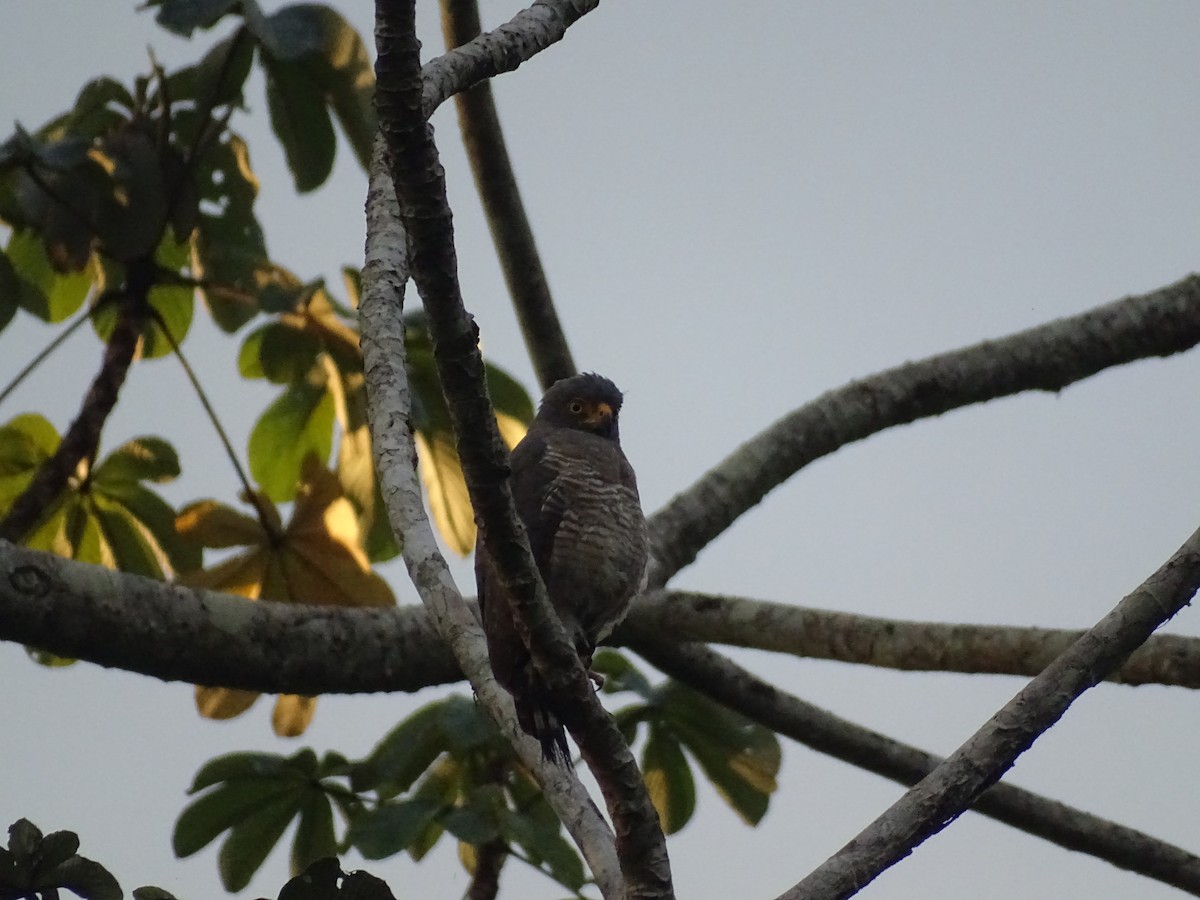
[642,723,697,835]
[178,459,394,735]
[0,419,196,580]
[174,748,340,893]
[0,819,121,900]
[4,228,93,322]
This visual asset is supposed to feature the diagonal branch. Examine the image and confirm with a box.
[0,261,155,542]
[359,135,622,898]
[777,519,1200,899]
[440,0,576,390]
[374,3,672,895]
[631,590,1200,687]
[630,637,1200,898]
[648,274,1200,585]
[420,0,600,117]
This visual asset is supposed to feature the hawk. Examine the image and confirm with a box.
[476,372,648,762]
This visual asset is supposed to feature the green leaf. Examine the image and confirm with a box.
[91,435,180,484]
[291,790,337,876]
[358,702,447,797]
[36,830,80,868]
[239,321,321,383]
[592,650,655,699]
[217,789,303,892]
[48,855,123,900]
[133,888,181,900]
[67,78,134,139]
[248,382,336,501]
[189,751,295,793]
[262,56,336,193]
[437,695,497,754]
[148,0,240,37]
[348,798,442,861]
[642,724,696,835]
[496,808,585,891]
[173,779,296,858]
[5,228,92,321]
[7,818,42,860]
[486,362,535,425]
[0,249,22,332]
[656,682,781,826]
[440,805,498,846]
[90,239,194,358]
[90,495,168,578]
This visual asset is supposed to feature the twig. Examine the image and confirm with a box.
[375,1,672,895]
[628,590,1200,688]
[439,0,576,390]
[420,0,601,117]
[648,274,1200,586]
[465,839,508,900]
[631,637,1200,898]
[778,519,1200,899]
[0,304,94,408]
[148,305,280,541]
[358,134,622,897]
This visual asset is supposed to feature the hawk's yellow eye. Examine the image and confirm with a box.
[568,400,585,415]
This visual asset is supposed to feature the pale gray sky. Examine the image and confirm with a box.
[3,2,1200,898]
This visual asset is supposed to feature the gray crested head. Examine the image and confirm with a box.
[536,372,624,440]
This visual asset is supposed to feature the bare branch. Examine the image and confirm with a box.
[631,590,1200,688]
[440,0,577,390]
[359,135,622,897]
[777,520,1200,899]
[648,274,1200,585]
[631,637,1200,898]
[420,0,600,117]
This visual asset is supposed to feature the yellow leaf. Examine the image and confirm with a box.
[496,412,527,450]
[177,548,268,598]
[176,498,267,548]
[415,430,475,556]
[196,685,259,719]
[272,694,317,737]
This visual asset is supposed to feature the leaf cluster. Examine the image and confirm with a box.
[174,657,782,894]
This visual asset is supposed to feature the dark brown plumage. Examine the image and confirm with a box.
[475,373,648,762]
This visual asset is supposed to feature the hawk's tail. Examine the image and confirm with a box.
[514,683,571,765]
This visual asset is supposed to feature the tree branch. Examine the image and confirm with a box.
[648,274,1200,585]
[420,0,600,117]
[359,135,622,897]
[10,554,1200,697]
[0,263,153,542]
[374,1,672,896]
[630,637,1200,898]
[777,519,1200,899]
[631,590,1200,688]
[439,0,576,390]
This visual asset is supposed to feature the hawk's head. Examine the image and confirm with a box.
[537,373,624,440]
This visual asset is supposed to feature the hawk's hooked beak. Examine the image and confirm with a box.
[585,402,614,427]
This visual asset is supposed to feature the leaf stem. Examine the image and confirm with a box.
[148,305,281,541]
[0,303,94,408]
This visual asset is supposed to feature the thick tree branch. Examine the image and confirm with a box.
[0,538,460,693]
[359,136,622,897]
[440,0,576,390]
[648,274,1200,585]
[631,590,1200,688]
[375,2,672,896]
[0,267,152,541]
[778,520,1200,899]
[631,638,1200,898]
[11,555,1200,697]
[420,0,600,117]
